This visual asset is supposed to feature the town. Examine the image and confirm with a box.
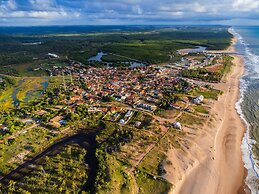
[0,45,233,193]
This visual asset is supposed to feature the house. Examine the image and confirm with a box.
[193,95,204,104]
[34,110,47,116]
[49,116,63,128]
[59,120,66,125]
[125,111,133,118]
[135,121,141,128]
[110,107,122,114]
[184,108,194,113]
[172,122,182,130]
[21,118,34,124]
[47,53,59,58]
[70,95,81,102]
[134,102,157,112]
[170,104,181,110]
[120,119,126,125]
[0,124,8,132]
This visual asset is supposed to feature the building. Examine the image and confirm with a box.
[47,53,59,58]
[125,110,134,118]
[0,124,8,132]
[172,122,182,130]
[120,119,126,125]
[193,95,204,104]
[49,116,64,128]
[135,121,141,128]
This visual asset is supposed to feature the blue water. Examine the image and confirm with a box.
[233,26,259,193]
[24,80,49,103]
[12,80,24,108]
[88,52,107,62]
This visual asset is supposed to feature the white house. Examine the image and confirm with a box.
[194,95,204,104]
[120,119,126,125]
[172,122,182,130]
[47,53,59,58]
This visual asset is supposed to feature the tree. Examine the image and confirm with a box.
[7,180,16,193]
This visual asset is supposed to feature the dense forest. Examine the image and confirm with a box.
[0,26,232,76]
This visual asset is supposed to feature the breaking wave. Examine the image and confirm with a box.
[231,27,259,194]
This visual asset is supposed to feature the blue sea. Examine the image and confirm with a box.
[232,26,259,193]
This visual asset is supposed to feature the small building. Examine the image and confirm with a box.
[183,108,194,113]
[170,104,181,110]
[47,53,59,58]
[21,118,34,124]
[49,116,63,128]
[135,121,142,128]
[59,120,66,125]
[34,110,47,116]
[125,110,134,118]
[120,119,126,125]
[172,122,182,130]
[0,124,8,132]
[193,95,204,104]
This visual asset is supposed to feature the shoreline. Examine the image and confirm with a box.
[234,28,259,193]
[165,33,248,193]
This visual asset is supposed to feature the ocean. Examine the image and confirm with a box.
[232,26,259,193]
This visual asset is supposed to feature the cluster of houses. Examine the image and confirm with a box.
[32,51,211,131]
[56,66,183,113]
[119,110,134,125]
[175,46,220,70]
[174,55,215,70]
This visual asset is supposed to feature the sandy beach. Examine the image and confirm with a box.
[164,38,248,193]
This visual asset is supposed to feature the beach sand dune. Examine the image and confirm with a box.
[164,55,249,194]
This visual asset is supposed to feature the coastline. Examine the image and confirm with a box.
[164,33,248,193]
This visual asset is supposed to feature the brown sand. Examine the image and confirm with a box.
[164,46,248,193]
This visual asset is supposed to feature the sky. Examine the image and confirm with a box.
[0,0,259,26]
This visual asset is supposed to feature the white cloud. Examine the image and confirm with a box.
[233,0,259,11]
[0,10,81,19]
[1,0,259,25]
[6,0,17,10]
[132,5,143,14]
[193,3,207,13]
[0,0,17,11]
[29,0,56,10]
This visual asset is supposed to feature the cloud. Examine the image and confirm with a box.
[29,0,56,10]
[233,0,259,11]
[0,0,258,25]
[1,0,17,11]
[6,0,17,10]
